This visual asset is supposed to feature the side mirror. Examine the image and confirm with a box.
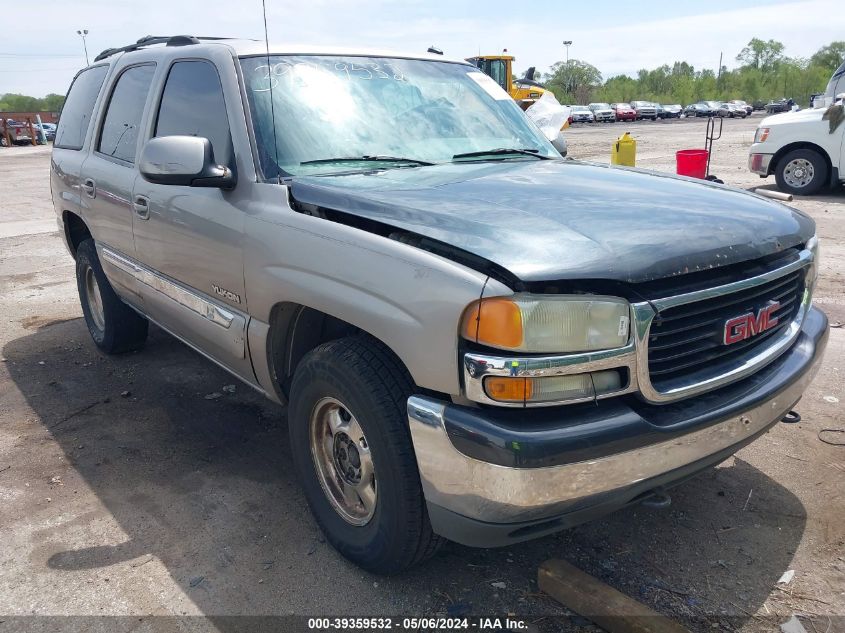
[139,136,235,189]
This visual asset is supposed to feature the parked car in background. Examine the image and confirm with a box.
[752,100,766,111]
[749,106,845,194]
[766,99,791,114]
[683,102,714,117]
[660,104,682,119]
[723,103,747,118]
[34,123,57,142]
[1,119,33,145]
[570,105,595,123]
[705,101,730,117]
[611,102,637,121]
[631,100,657,120]
[588,102,616,122]
[729,100,753,116]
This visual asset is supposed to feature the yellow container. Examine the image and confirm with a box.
[611,132,636,167]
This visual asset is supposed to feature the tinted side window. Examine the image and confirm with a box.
[54,65,109,150]
[98,64,156,163]
[155,61,232,166]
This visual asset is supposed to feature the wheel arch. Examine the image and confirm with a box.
[62,210,91,259]
[769,142,833,179]
[264,301,419,403]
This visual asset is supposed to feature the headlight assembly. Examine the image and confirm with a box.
[461,294,631,353]
[754,127,770,143]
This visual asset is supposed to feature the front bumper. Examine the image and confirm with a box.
[408,307,827,547]
[749,152,774,175]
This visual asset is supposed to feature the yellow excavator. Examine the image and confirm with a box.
[465,53,550,110]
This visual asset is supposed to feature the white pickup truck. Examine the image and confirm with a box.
[749,102,845,195]
[749,58,845,195]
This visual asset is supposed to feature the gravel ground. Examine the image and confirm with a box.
[0,116,843,633]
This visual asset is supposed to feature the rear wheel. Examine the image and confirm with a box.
[288,336,443,574]
[774,149,828,195]
[75,239,148,354]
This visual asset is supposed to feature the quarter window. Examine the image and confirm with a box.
[54,65,108,150]
[98,64,156,163]
[155,61,232,167]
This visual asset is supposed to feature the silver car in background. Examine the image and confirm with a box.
[570,105,595,123]
[588,102,616,122]
[631,100,657,120]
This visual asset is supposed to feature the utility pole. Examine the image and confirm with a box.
[77,29,89,65]
[563,40,572,64]
[717,51,723,86]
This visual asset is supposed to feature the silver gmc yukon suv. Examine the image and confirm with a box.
[51,35,828,574]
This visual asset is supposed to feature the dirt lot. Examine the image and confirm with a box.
[0,116,843,633]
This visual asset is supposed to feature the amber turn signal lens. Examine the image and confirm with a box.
[461,298,523,349]
[484,376,533,403]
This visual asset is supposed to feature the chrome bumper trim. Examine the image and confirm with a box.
[748,153,774,175]
[410,340,822,524]
[463,248,814,406]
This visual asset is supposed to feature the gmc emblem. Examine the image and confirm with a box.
[723,301,781,345]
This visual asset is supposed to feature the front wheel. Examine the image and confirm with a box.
[774,149,828,195]
[288,336,443,574]
[75,239,148,354]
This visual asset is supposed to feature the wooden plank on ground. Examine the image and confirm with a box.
[538,559,690,633]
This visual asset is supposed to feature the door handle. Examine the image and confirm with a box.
[132,195,150,220]
[82,178,96,198]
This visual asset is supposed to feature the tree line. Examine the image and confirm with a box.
[543,39,845,107]
[3,38,843,113]
[0,93,65,113]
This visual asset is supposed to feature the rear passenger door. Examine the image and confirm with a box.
[51,64,109,233]
[81,63,156,307]
[132,59,250,376]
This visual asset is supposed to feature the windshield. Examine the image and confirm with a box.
[591,103,611,109]
[616,103,631,109]
[239,55,557,177]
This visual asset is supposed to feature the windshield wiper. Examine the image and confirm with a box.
[300,155,434,167]
[452,148,551,160]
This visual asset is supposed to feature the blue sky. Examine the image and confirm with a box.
[1,0,843,97]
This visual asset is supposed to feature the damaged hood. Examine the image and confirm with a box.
[288,160,814,283]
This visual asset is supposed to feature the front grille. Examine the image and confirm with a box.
[648,269,805,388]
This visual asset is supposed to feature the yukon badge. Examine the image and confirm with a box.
[723,301,780,345]
[211,284,241,304]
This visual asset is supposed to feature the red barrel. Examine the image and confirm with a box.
[676,149,709,179]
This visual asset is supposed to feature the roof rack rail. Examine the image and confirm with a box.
[93,35,237,63]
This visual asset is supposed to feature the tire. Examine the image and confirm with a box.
[288,336,443,574]
[774,149,828,196]
[75,239,148,354]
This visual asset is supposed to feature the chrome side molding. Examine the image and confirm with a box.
[101,246,235,329]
